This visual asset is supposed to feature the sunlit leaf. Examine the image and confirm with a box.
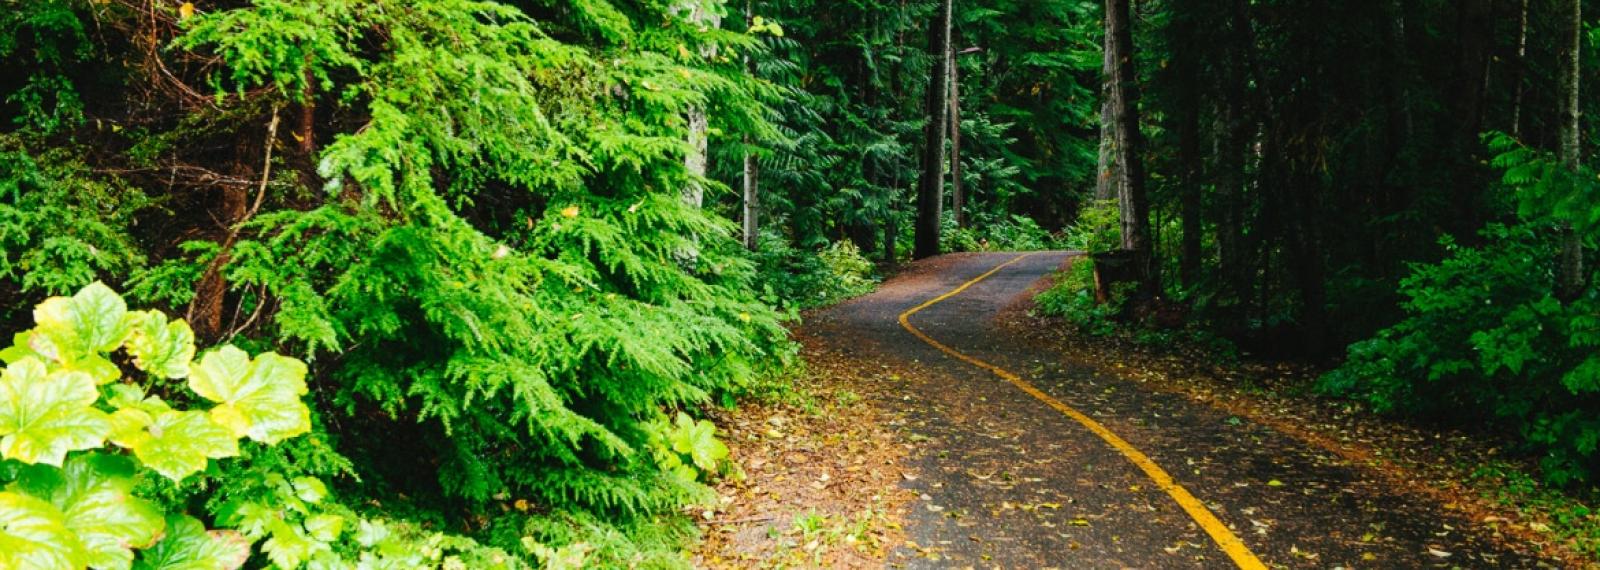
[125,311,196,380]
[11,454,165,570]
[188,346,311,444]
[0,490,83,570]
[107,409,238,482]
[0,358,111,466]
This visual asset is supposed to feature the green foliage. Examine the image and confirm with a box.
[1,283,520,569]
[0,283,273,568]
[0,0,91,133]
[753,234,878,311]
[0,143,147,311]
[646,412,731,483]
[1060,200,1121,254]
[1324,132,1600,485]
[155,0,793,563]
[941,214,1059,252]
[1035,259,1126,336]
[1486,132,1600,239]
[1321,224,1600,485]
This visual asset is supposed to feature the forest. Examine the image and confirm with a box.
[0,0,1597,568]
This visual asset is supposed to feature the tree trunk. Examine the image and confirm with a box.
[1213,97,1249,324]
[949,42,966,229]
[1104,0,1156,294]
[1511,0,1529,138]
[1172,6,1203,289]
[741,0,759,250]
[682,2,720,207]
[299,66,315,157]
[1094,9,1122,203]
[742,150,759,250]
[1456,0,1494,142]
[913,0,953,259]
[1557,0,1585,300]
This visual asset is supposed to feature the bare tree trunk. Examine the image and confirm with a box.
[1095,11,1122,203]
[1171,5,1203,289]
[949,42,966,229]
[742,151,759,250]
[1512,0,1529,138]
[1213,98,1248,321]
[1558,0,1585,300]
[299,66,315,157]
[913,0,953,259]
[682,2,720,207]
[1105,0,1157,294]
[741,0,759,250]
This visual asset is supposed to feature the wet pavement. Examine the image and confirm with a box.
[803,252,1553,569]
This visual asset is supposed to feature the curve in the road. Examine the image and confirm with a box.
[897,252,1268,570]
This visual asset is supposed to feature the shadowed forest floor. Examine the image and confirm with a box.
[697,252,1586,569]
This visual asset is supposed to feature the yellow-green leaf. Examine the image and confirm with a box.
[0,491,83,570]
[0,358,111,466]
[32,282,136,359]
[13,454,165,570]
[107,409,238,483]
[125,311,196,380]
[188,346,310,444]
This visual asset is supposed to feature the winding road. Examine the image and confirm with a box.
[803,252,1549,569]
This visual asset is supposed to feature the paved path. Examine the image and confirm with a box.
[804,252,1549,569]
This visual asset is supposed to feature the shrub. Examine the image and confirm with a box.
[1319,225,1600,485]
[940,213,1059,252]
[0,282,517,569]
[0,144,146,313]
[753,233,878,311]
[1034,258,1126,336]
[1061,199,1121,254]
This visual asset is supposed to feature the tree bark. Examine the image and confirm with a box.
[913,0,953,259]
[742,150,759,250]
[741,0,759,250]
[1104,0,1157,294]
[682,2,720,207]
[299,67,315,157]
[1095,10,1122,203]
[1557,0,1585,300]
[1171,6,1203,290]
[949,42,966,229]
[1511,0,1529,138]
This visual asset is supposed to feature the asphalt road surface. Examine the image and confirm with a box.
[803,252,1550,569]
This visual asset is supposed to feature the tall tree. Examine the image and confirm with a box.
[914,0,954,259]
[683,1,721,207]
[1511,0,1530,138]
[741,0,760,250]
[1557,0,1585,300]
[950,41,967,229]
[1167,2,1204,289]
[1101,0,1156,291]
[1094,8,1122,203]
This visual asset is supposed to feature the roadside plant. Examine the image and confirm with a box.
[0,281,307,568]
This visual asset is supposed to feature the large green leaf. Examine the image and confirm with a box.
[11,454,165,570]
[0,490,84,570]
[671,412,727,473]
[124,312,196,380]
[0,357,112,466]
[31,282,136,359]
[132,515,249,570]
[187,346,310,444]
[108,409,238,483]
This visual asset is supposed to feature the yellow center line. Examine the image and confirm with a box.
[897,253,1268,570]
